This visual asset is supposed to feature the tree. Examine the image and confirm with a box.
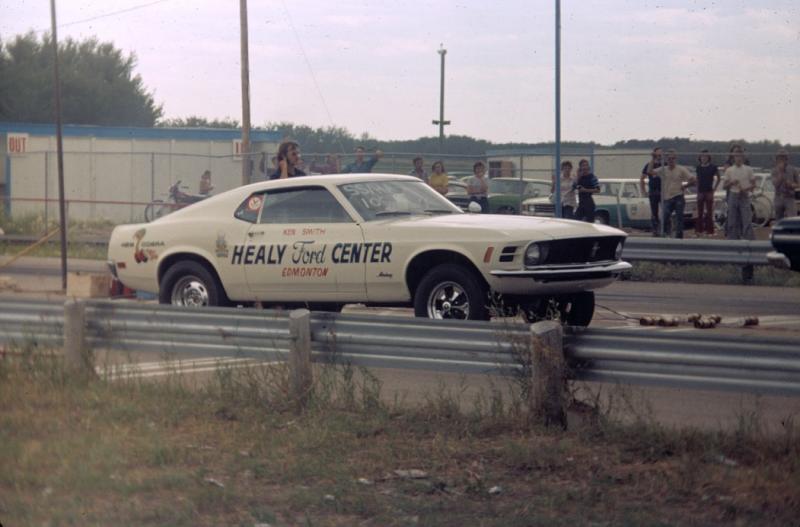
[0,32,162,126]
[158,116,240,128]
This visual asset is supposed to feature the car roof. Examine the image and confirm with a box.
[239,173,418,193]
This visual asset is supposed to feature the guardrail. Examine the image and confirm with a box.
[622,237,771,266]
[1,298,798,397]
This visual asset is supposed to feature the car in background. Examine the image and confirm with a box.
[768,217,800,272]
[107,174,631,325]
[522,178,723,230]
[448,177,550,214]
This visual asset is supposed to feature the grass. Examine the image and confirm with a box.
[1,347,799,526]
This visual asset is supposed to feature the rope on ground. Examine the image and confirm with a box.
[595,303,640,321]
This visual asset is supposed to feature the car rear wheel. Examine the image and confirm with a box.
[414,264,488,321]
[159,261,229,307]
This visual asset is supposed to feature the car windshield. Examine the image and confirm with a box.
[488,179,522,194]
[489,179,548,196]
[338,180,462,221]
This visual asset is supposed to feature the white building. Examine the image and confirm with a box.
[1,122,280,223]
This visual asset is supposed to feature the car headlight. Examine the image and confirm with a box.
[524,242,549,266]
[615,241,624,260]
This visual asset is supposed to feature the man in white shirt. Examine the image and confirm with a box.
[722,145,755,240]
[648,149,695,238]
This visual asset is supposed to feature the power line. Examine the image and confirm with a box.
[35,0,172,32]
[279,0,346,154]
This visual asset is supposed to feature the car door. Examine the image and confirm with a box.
[621,181,650,227]
[242,186,366,302]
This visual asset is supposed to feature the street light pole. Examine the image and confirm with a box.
[431,44,450,154]
[554,0,562,218]
[239,0,252,186]
[49,0,68,291]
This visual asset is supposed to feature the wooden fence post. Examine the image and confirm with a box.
[64,299,92,374]
[529,321,567,429]
[289,308,313,412]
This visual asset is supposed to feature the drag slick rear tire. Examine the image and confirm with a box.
[413,263,489,321]
[159,261,229,307]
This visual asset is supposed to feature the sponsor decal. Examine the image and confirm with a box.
[132,228,161,264]
[247,195,263,211]
[215,233,229,258]
[377,271,393,278]
[283,228,327,236]
[231,242,393,266]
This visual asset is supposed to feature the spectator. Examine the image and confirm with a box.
[771,149,799,220]
[465,161,489,212]
[722,144,755,241]
[409,156,429,183]
[270,140,307,180]
[650,149,695,238]
[199,170,214,195]
[573,159,599,223]
[429,160,449,195]
[695,149,720,236]
[342,146,383,173]
[310,154,341,175]
[552,160,576,219]
[640,147,663,236]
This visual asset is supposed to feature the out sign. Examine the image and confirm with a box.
[233,139,247,160]
[7,133,29,155]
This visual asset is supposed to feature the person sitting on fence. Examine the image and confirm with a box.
[465,161,489,212]
[429,160,449,195]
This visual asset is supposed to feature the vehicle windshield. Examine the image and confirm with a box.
[597,182,622,196]
[338,180,462,221]
[488,179,548,197]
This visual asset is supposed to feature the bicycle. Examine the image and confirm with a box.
[712,191,773,232]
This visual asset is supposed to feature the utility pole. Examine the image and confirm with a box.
[431,44,450,154]
[50,0,68,291]
[554,0,562,218]
[239,0,252,186]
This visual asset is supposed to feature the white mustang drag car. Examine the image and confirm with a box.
[108,174,631,325]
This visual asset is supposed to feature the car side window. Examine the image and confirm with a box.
[234,193,265,223]
[259,187,353,224]
[622,183,639,198]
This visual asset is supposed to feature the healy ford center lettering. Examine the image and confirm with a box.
[231,242,392,265]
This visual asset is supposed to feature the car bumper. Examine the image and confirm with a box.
[766,251,791,270]
[488,260,632,295]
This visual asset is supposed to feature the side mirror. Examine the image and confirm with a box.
[468,201,482,213]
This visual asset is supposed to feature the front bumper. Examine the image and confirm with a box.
[491,260,632,279]
[766,251,791,270]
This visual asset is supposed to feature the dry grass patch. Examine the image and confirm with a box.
[1,352,799,526]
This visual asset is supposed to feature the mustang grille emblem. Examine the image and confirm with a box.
[590,242,600,259]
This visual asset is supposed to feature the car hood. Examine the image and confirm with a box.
[372,213,625,239]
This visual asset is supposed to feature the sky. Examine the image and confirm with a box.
[3,0,800,145]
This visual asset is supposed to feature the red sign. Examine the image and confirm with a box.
[7,133,29,155]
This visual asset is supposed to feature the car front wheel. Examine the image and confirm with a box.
[159,261,229,307]
[413,264,489,321]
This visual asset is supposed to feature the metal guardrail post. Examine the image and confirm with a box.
[289,308,312,412]
[529,321,566,428]
[64,299,92,374]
